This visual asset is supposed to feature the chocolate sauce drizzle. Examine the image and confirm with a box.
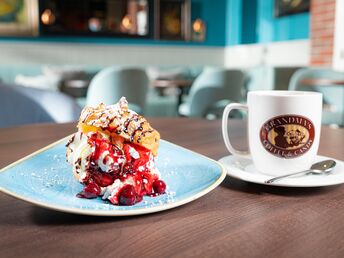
[65,134,75,147]
[79,103,158,151]
[74,157,82,173]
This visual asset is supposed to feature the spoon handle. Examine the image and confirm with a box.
[265,169,310,184]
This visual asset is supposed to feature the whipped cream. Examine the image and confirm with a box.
[66,132,93,182]
[128,146,140,159]
[66,131,124,181]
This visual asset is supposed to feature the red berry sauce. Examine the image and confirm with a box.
[76,133,166,205]
[77,182,101,199]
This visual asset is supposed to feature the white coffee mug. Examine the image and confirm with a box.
[222,91,323,176]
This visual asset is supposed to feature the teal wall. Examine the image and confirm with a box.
[226,0,310,46]
[241,0,258,44]
[192,0,227,46]
[257,0,310,43]
[226,0,243,45]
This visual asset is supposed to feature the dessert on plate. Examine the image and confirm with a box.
[66,97,166,206]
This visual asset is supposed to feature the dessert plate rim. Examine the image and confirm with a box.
[0,137,226,216]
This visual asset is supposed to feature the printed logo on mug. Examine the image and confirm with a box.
[222,91,322,176]
[260,114,315,159]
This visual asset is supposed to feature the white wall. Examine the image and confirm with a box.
[0,41,224,66]
[224,40,310,68]
[0,39,310,68]
[333,0,344,71]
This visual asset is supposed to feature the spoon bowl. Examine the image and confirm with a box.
[310,160,337,174]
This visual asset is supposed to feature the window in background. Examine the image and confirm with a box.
[39,0,153,38]
[156,0,190,41]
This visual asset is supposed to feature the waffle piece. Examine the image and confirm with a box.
[77,97,160,156]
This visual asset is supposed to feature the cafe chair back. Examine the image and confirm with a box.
[178,68,245,118]
[289,68,344,127]
[86,67,149,114]
[0,83,82,128]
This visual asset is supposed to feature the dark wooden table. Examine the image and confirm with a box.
[1,119,344,258]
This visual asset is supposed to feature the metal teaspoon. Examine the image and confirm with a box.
[265,159,337,184]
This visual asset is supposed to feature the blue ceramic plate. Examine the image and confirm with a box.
[0,138,226,216]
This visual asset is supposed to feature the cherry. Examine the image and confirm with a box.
[119,185,137,206]
[153,180,166,194]
[77,182,101,199]
[91,171,114,187]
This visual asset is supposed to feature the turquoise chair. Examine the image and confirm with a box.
[178,68,245,118]
[0,83,81,128]
[86,67,149,114]
[289,68,344,126]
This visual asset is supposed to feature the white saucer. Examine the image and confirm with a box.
[219,155,344,187]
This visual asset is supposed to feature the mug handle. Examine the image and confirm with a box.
[222,103,250,158]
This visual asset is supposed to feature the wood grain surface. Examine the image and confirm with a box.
[0,118,343,258]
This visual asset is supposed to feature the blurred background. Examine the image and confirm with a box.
[0,0,343,127]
